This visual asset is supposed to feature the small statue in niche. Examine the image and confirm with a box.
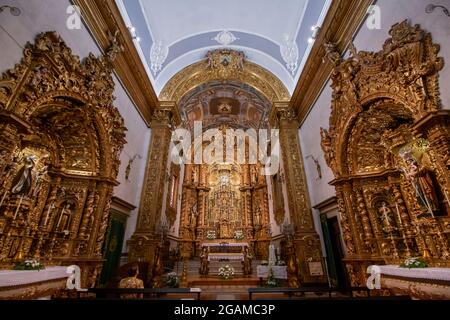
[242,246,253,276]
[189,202,198,229]
[401,153,440,215]
[56,203,73,232]
[199,247,209,276]
[377,201,395,232]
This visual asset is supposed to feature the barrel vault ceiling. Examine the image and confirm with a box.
[116,0,332,96]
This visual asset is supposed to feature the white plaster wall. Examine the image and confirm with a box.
[0,0,151,254]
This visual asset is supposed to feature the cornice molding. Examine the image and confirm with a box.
[290,0,374,125]
[73,0,159,127]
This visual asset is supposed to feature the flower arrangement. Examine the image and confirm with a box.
[165,272,179,288]
[206,230,216,240]
[13,259,45,271]
[234,230,244,240]
[218,265,235,280]
[265,268,278,287]
[400,257,428,269]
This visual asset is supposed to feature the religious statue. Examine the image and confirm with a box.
[199,247,209,276]
[254,206,262,225]
[32,161,49,197]
[378,201,395,232]
[189,203,198,229]
[219,217,231,238]
[402,153,440,215]
[118,264,144,299]
[56,203,72,232]
[242,247,253,276]
[10,155,36,195]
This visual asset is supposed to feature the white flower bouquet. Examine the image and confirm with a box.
[400,257,427,269]
[234,230,244,240]
[218,265,235,280]
[206,230,216,240]
[13,259,45,271]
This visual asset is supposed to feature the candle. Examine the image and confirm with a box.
[382,204,390,226]
[44,203,53,226]
[56,211,63,229]
[395,203,403,227]
[0,191,7,207]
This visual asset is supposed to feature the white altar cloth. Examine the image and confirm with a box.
[0,266,69,288]
[256,266,288,279]
[372,265,450,282]
[202,242,248,247]
[208,253,244,261]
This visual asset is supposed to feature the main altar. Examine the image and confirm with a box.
[178,159,272,261]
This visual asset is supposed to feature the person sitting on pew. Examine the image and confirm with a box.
[118,264,144,299]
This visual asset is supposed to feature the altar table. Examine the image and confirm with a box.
[368,265,450,299]
[0,266,69,299]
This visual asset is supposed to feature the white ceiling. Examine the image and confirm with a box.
[140,0,307,46]
[117,0,331,95]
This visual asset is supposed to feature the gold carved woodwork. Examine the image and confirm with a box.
[0,32,127,288]
[270,102,326,284]
[159,50,290,103]
[320,20,450,287]
[73,0,160,126]
[128,103,181,264]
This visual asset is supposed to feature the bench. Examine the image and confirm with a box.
[77,287,202,300]
[248,286,371,300]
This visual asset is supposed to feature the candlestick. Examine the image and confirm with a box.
[0,191,7,207]
[395,203,403,227]
[13,195,24,220]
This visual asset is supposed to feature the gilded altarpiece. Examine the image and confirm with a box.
[179,155,271,259]
[0,32,126,287]
[321,21,450,288]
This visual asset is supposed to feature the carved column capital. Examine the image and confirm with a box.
[269,101,298,128]
[152,101,182,128]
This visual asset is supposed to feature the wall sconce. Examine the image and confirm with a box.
[425,4,450,17]
[127,25,141,42]
[0,5,21,16]
[308,25,321,44]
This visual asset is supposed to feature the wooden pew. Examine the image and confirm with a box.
[248,286,372,300]
[77,287,202,300]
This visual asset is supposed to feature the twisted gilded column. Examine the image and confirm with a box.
[270,102,326,284]
[128,102,181,263]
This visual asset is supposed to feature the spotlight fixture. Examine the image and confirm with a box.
[0,5,21,16]
[425,4,450,17]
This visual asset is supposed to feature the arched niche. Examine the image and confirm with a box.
[320,20,450,287]
[0,32,126,287]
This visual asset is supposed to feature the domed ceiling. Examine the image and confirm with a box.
[178,81,272,131]
[117,0,332,94]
